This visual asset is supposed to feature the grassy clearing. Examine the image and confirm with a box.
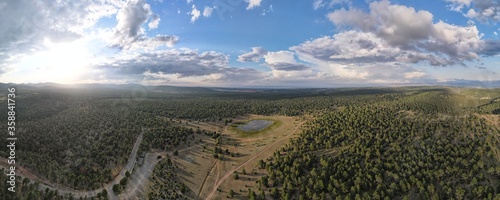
[213,115,304,200]
[167,115,303,200]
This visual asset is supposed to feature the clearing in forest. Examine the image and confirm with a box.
[168,115,305,200]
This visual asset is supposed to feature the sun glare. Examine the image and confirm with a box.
[17,38,93,84]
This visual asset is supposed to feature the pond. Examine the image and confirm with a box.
[237,120,273,132]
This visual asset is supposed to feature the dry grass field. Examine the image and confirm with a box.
[164,115,307,200]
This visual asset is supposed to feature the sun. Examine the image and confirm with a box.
[12,38,93,84]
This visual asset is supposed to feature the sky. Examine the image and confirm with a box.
[0,0,500,87]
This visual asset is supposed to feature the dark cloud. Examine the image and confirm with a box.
[269,62,311,71]
[480,40,500,56]
[97,49,228,77]
[237,47,268,62]
[127,35,179,50]
[92,48,267,84]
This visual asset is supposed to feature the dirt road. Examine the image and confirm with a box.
[0,130,144,199]
[204,120,307,200]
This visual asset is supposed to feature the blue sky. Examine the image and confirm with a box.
[0,0,499,87]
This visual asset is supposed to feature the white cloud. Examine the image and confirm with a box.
[447,0,472,11]
[264,51,296,64]
[203,6,213,17]
[261,5,273,16]
[325,0,488,66]
[106,0,178,50]
[313,0,324,10]
[467,8,478,18]
[313,0,351,10]
[0,0,123,65]
[246,0,262,10]
[447,0,500,23]
[237,47,268,62]
[404,71,427,79]
[290,31,400,64]
[110,0,152,49]
[263,51,312,71]
[329,0,435,47]
[148,14,160,29]
[89,48,267,85]
[448,0,473,7]
[190,5,201,23]
[431,21,482,61]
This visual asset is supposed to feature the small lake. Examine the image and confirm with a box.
[237,120,273,132]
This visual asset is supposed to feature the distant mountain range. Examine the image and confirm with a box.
[434,79,500,88]
[0,79,499,91]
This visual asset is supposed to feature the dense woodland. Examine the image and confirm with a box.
[0,84,498,199]
[0,169,70,200]
[147,157,190,200]
[255,89,500,199]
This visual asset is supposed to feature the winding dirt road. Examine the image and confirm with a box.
[1,130,144,199]
[0,129,206,199]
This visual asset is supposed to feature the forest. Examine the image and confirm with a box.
[0,83,498,199]
[254,89,500,199]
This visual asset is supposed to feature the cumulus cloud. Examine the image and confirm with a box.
[203,6,213,17]
[264,51,312,71]
[0,0,122,67]
[110,0,152,49]
[97,49,228,77]
[246,0,262,10]
[148,14,160,29]
[237,47,268,62]
[447,0,500,23]
[290,31,400,64]
[325,0,490,66]
[190,5,201,23]
[91,48,267,84]
[264,51,296,63]
[328,0,435,47]
[109,0,178,50]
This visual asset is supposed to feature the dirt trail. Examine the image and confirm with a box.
[195,159,218,200]
[205,120,307,200]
